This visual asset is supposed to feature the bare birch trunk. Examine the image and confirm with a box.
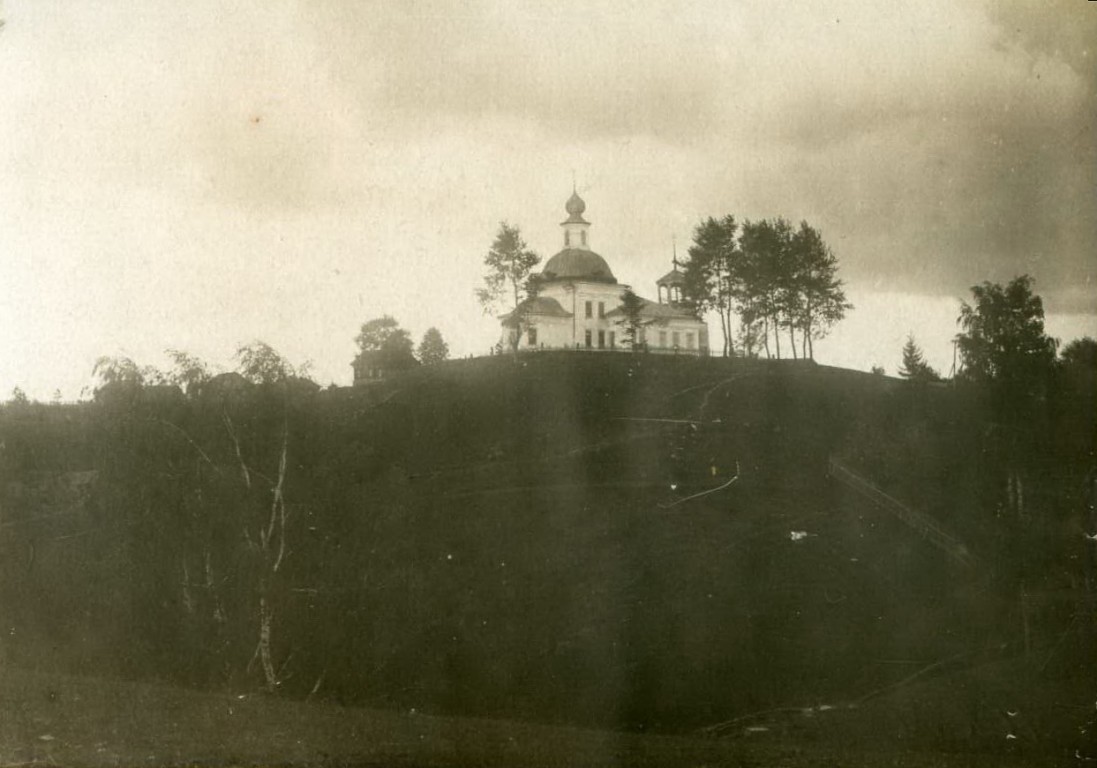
[718,310,729,357]
[224,413,251,490]
[725,307,735,357]
[257,595,277,691]
[772,313,782,359]
[182,558,194,614]
[244,424,291,693]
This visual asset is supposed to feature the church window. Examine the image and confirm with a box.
[672,331,680,348]
[528,327,537,346]
[565,231,571,247]
[580,230,587,246]
[658,331,667,347]
[585,301,592,318]
[685,332,693,349]
[598,330,605,348]
[598,301,605,318]
[585,329,592,348]
[609,331,616,348]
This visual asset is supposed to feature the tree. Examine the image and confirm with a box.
[898,334,940,382]
[616,288,650,351]
[417,328,449,365]
[789,221,852,360]
[92,355,145,388]
[355,316,417,372]
[955,275,1057,397]
[737,219,789,359]
[681,216,853,361]
[476,222,541,354]
[1059,336,1097,372]
[1055,337,1097,463]
[956,276,1058,531]
[235,341,311,385]
[870,364,886,376]
[681,216,738,356]
[736,320,764,359]
[165,349,212,397]
[355,316,401,353]
[9,386,28,405]
[736,218,851,361]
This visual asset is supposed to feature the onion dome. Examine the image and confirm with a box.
[562,191,589,225]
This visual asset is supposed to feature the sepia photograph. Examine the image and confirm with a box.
[0,1,1095,765]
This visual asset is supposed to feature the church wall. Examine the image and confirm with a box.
[641,318,708,353]
[537,280,632,350]
[507,281,710,354]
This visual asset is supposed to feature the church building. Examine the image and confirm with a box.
[500,192,708,354]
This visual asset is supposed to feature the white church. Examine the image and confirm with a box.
[500,192,709,355]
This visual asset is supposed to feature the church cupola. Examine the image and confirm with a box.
[561,189,591,250]
[656,238,687,305]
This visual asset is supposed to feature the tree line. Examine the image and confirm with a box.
[354,316,450,371]
[893,274,1091,391]
[680,216,852,359]
[37,321,452,402]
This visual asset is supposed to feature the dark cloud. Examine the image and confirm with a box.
[729,11,1097,308]
[312,0,730,141]
[984,0,1097,94]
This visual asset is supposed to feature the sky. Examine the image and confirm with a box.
[1,0,1094,399]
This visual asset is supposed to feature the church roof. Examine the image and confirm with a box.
[656,267,687,286]
[541,248,617,283]
[605,296,699,321]
[499,296,574,326]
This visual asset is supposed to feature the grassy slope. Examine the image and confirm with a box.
[1,353,1092,764]
[0,667,1062,767]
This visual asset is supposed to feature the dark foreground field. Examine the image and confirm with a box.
[1,352,1094,765]
[0,665,1083,768]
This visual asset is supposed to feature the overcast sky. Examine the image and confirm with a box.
[1,0,1094,398]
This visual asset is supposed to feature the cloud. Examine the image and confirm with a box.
[299,0,1096,301]
[310,0,742,141]
[983,0,1097,94]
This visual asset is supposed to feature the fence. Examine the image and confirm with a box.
[828,456,977,568]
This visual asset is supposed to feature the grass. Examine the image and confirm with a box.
[1,352,1092,766]
[0,666,1078,767]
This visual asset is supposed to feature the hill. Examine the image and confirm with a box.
[0,352,1092,763]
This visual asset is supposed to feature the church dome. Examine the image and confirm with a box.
[542,248,617,283]
[565,191,586,217]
